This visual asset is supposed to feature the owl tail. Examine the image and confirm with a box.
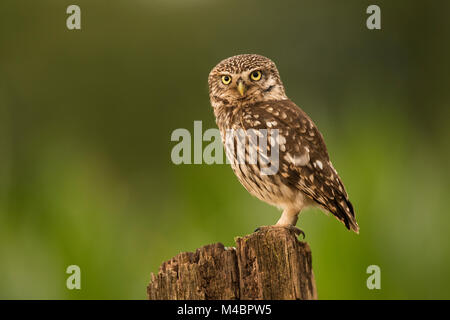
[334,198,360,234]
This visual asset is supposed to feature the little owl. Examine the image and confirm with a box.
[208,54,359,235]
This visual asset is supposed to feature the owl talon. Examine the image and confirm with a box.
[289,226,306,239]
[254,226,271,233]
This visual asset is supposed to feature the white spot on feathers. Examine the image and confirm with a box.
[314,160,323,170]
[284,150,310,166]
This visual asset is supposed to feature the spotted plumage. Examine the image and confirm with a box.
[208,54,359,233]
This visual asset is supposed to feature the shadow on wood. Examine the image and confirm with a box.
[147,227,317,300]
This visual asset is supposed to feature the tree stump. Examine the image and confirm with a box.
[147,227,317,300]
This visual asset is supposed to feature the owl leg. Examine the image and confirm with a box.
[276,208,305,238]
[254,208,305,238]
[275,208,299,226]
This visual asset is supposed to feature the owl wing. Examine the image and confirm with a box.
[246,100,359,233]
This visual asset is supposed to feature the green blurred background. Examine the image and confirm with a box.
[1,0,449,299]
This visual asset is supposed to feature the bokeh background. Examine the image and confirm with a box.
[1,0,449,299]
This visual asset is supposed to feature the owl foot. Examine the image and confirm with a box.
[287,226,305,239]
[254,225,305,239]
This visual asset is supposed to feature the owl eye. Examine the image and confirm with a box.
[250,70,262,81]
[221,75,232,85]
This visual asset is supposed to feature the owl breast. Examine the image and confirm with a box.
[215,105,310,211]
[229,160,300,209]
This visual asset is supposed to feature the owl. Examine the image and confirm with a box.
[208,54,359,234]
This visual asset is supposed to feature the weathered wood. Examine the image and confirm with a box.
[147,227,317,300]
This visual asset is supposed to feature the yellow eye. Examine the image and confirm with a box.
[221,75,232,85]
[250,70,262,81]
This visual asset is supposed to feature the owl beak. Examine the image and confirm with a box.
[237,80,246,97]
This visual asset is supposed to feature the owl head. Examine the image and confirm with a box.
[208,54,287,108]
